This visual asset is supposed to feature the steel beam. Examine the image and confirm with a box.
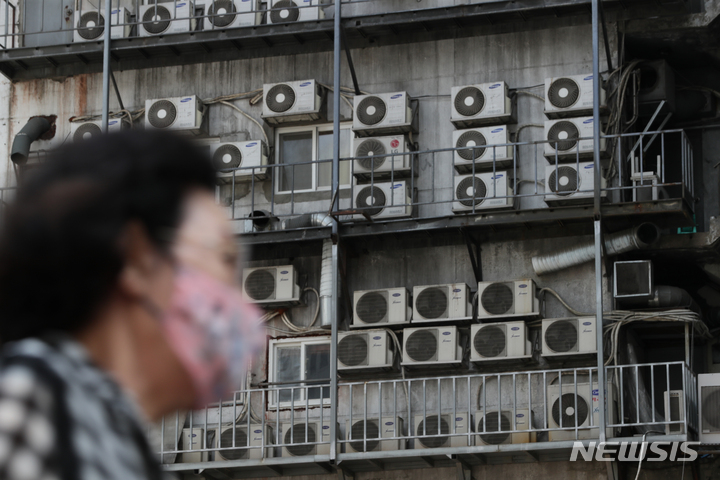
[101,0,112,131]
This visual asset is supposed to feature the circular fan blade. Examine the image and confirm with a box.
[552,393,589,428]
[77,12,105,40]
[405,330,437,362]
[208,0,238,27]
[547,121,579,152]
[357,96,387,126]
[73,123,102,143]
[548,78,580,109]
[473,325,506,358]
[454,87,485,117]
[284,424,315,456]
[417,416,450,448]
[219,428,248,460]
[148,100,177,129]
[213,144,243,170]
[356,139,387,170]
[266,83,296,113]
[142,6,172,34]
[270,1,300,23]
[350,420,380,452]
[355,186,387,217]
[456,176,487,207]
[548,166,580,197]
[480,283,514,315]
[355,291,387,323]
[244,269,275,300]
[478,411,511,445]
[415,287,448,319]
[544,320,578,353]
[338,335,367,367]
[456,130,487,161]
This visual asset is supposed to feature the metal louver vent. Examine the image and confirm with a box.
[270,0,300,23]
[213,144,243,170]
[245,269,276,301]
[454,87,485,117]
[77,12,105,40]
[73,123,102,143]
[417,415,450,448]
[208,0,237,27]
[219,428,248,460]
[142,5,172,34]
[456,176,487,207]
[415,287,448,319]
[701,386,720,432]
[478,412,511,445]
[473,325,506,358]
[148,100,178,129]
[552,393,589,428]
[356,186,386,217]
[547,121,579,152]
[356,292,387,324]
[350,420,380,452]
[357,96,387,126]
[284,424,316,457]
[548,78,581,109]
[456,130,487,160]
[356,139,387,170]
[266,84,296,113]
[545,320,578,353]
[406,330,438,362]
[480,283,515,315]
[338,335,368,367]
[548,166,580,197]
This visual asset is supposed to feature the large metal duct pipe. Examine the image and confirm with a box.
[10,117,52,165]
[532,223,660,276]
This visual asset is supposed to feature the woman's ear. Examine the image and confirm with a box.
[116,221,166,300]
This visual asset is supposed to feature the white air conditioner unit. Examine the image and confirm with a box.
[413,412,472,449]
[353,135,410,179]
[402,326,463,366]
[450,82,513,128]
[210,140,268,184]
[699,373,720,443]
[262,79,323,125]
[544,74,606,119]
[346,417,405,452]
[352,288,411,327]
[338,330,394,371]
[139,1,196,36]
[281,421,337,457]
[70,118,125,143]
[74,7,131,43]
[544,162,607,207]
[475,408,534,445]
[144,96,205,135]
[547,382,616,441]
[412,283,471,321]
[453,172,514,214]
[216,425,273,461]
[268,0,324,24]
[664,390,685,435]
[353,92,412,136]
[452,126,512,173]
[241,265,302,307]
[470,321,530,362]
[544,117,607,160]
[180,427,217,463]
[476,279,539,319]
[541,317,597,357]
[204,0,261,30]
[352,181,412,221]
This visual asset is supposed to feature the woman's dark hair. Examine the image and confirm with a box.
[0,129,217,343]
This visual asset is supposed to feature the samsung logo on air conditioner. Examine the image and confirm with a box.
[254,429,262,434]
[584,75,593,81]
[492,174,503,179]
[456,417,464,421]
[519,284,527,288]
[280,270,289,274]
[511,327,520,331]
[299,82,312,87]
[323,426,330,430]
[373,336,381,340]
[489,83,501,89]
[516,413,525,418]
[390,94,403,99]
[191,433,198,437]
[453,288,461,293]
[112,9,121,14]
[385,422,394,426]
[180,97,192,103]
[583,119,593,124]
[246,142,257,147]
[177,3,187,7]
[391,183,403,189]
[392,293,401,297]
[109,120,118,125]
[442,331,451,336]
[491,128,503,133]
[584,164,594,169]
[583,321,592,326]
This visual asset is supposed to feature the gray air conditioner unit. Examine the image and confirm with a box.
[544,117,607,160]
[352,288,411,327]
[470,321,531,362]
[663,390,685,435]
[70,118,126,143]
[352,181,412,221]
[475,409,534,445]
[541,317,596,357]
[413,412,472,449]
[204,0,262,30]
[413,283,471,321]
[452,172,514,214]
[346,417,405,452]
[476,279,539,319]
[547,383,616,441]
[353,92,413,136]
[74,7,131,43]
[139,1,196,36]
[544,162,607,207]
[353,135,411,180]
[452,126,513,173]
[544,73,606,119]
[210,140,268,184]
[216,425,274,461]
[262,80,324,125]
[268,0,324,24]
[144,95,205,135]
[241,265,302,307]
[699,373,720,443]
[450,82,513,128]
[338,330,394,371]
[281,421,337,457]
[402,326,462,366]
[22,0,74,48]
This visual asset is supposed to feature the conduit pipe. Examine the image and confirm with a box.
[532,223,660,276]
[10,117,52,165]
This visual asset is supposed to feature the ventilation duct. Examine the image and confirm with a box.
[11,117,53,165]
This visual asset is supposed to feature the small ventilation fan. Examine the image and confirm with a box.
[456,176,488,207]
[405,330,437,362]
[284,424,316,456]
[548,166,580,196]
[355,138,387,170]
[270,0,300,23]
[266,84,296,113]
[349,420,380,452]
[147,99,178,129]
[219,428,248,460]
[338,335,367,367]
[473,325,506,358]
[454,86,485,117]
[357,96,387,126]
[212,144,243,170]
[73,123,102,142]
[480,283,514,315]
[456,130,487,160]
[207,0,237,27]
[477,411,511,445]
[355,186,387,216]
[355,292,387,324]
[544,320,578,353]
[244,269,276,301]
[547,78,581,109]
[77,11,105,40]
[142,5,172,34]
[417,415,450,448]
[415,287,448,319]
[551,393,589,428]
[547,121,579,151]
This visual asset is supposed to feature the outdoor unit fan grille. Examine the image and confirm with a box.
[73,123,102,143]
[417,415,450,448]
[454,87,485,117]
[356,186,387,217]
[338,335,368,367]
[473,325,506,358]
[406,330,438,362]
[266,84,296,113]
[480,283,515,315]
[456,130,487,160]
[219,428,249,460]
[415,288,449,319]
[478,412,511,445]
[270,0,300,23]
[702,386,720,432]
[456,176,488,207]
[284,424,316,457]
[142,5,172,34]
[545,320,578,353]
[148,100,178,129]
[548,166,580,197]
[77,12,105,40]
[213,144,243,170]
[548,78,581,109]
[245,269,276,300]
[552,393,589,428]
[208,0,237,27]
[355,139,387,170]
[547,121,579,152]
[355,292,387,324]
[357,96,387,125]
[350,420,380,452]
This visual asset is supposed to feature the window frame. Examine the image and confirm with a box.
[267,336,332,408]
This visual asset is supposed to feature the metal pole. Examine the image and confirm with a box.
[101,0,112,132]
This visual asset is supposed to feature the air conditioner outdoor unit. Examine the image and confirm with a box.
[470,321,530,362]
[139,1,196,36]
[413,412,472,449]
[412,283,471,321]
[180,427,217,463]
[402,326,463,366]
[353,92,413,136]
[281,421,336,457]
[547,382,616,441]
[353,135,411,180]
[204,0,261,30]
[476,279,539,319]
[544,117,607,160]
[452,126,512,173]
[210,140,268,184]
[216,425,274,461]
[338,330,394,371]
[74,7,131,43]
[262,79,324,125]
[544,162,607,207]
[144,96,205,135]
[241,265,302,307]
[70,118,125,143]
[352,181,412,221]
[352,288,411,327]
[663,390,685,435]
[453,172,514,213]
[346,417,405,452]
[698,373,720,443]
[450,82,513,128]
[638,60,675,115]
[268,0,324,24]
[544,73,606,119]
[541,317,597,357]
[475,408,534,445]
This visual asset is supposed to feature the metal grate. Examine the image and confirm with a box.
[77,11,105,40]
[357,96,387,126]
[473,325,506,358]
[552,393,589,428]
[142,5,172,34]
[478,411,511,445]
[245,269,276,300]
[218,427,248,460]
[73,123,102,143]
[548,78,580,109]
[356,139,387,170]
[355,291,387,324]
[417,415,449,448]
[668,395,682,433]
[480,282,515,315]
[355,186,386,217]
[147,100,177,129]
[338,334,368,367]
[456,130,487,160]
[454,87,485,117]
[406,330,438,362]
[544,319,578,353]
[208,0,237,27]
[456,176,488,207]
[266,84,296,113]
[284,424,316,457]
[213,144,243,170]
[350,420,380,452]
[270,0,300,23]
[701,386,720,432]
[415,287,448,319]
[547,121,579,152]
[548,166,580,197]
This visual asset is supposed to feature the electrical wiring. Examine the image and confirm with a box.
[381,328,409,400]
[513,123,543,142]
[217,100,269,144]
[515,91,545,102]
[539,287,594,317]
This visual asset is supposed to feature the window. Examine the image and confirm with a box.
[268,337,331,407]
[276,123,353,193]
